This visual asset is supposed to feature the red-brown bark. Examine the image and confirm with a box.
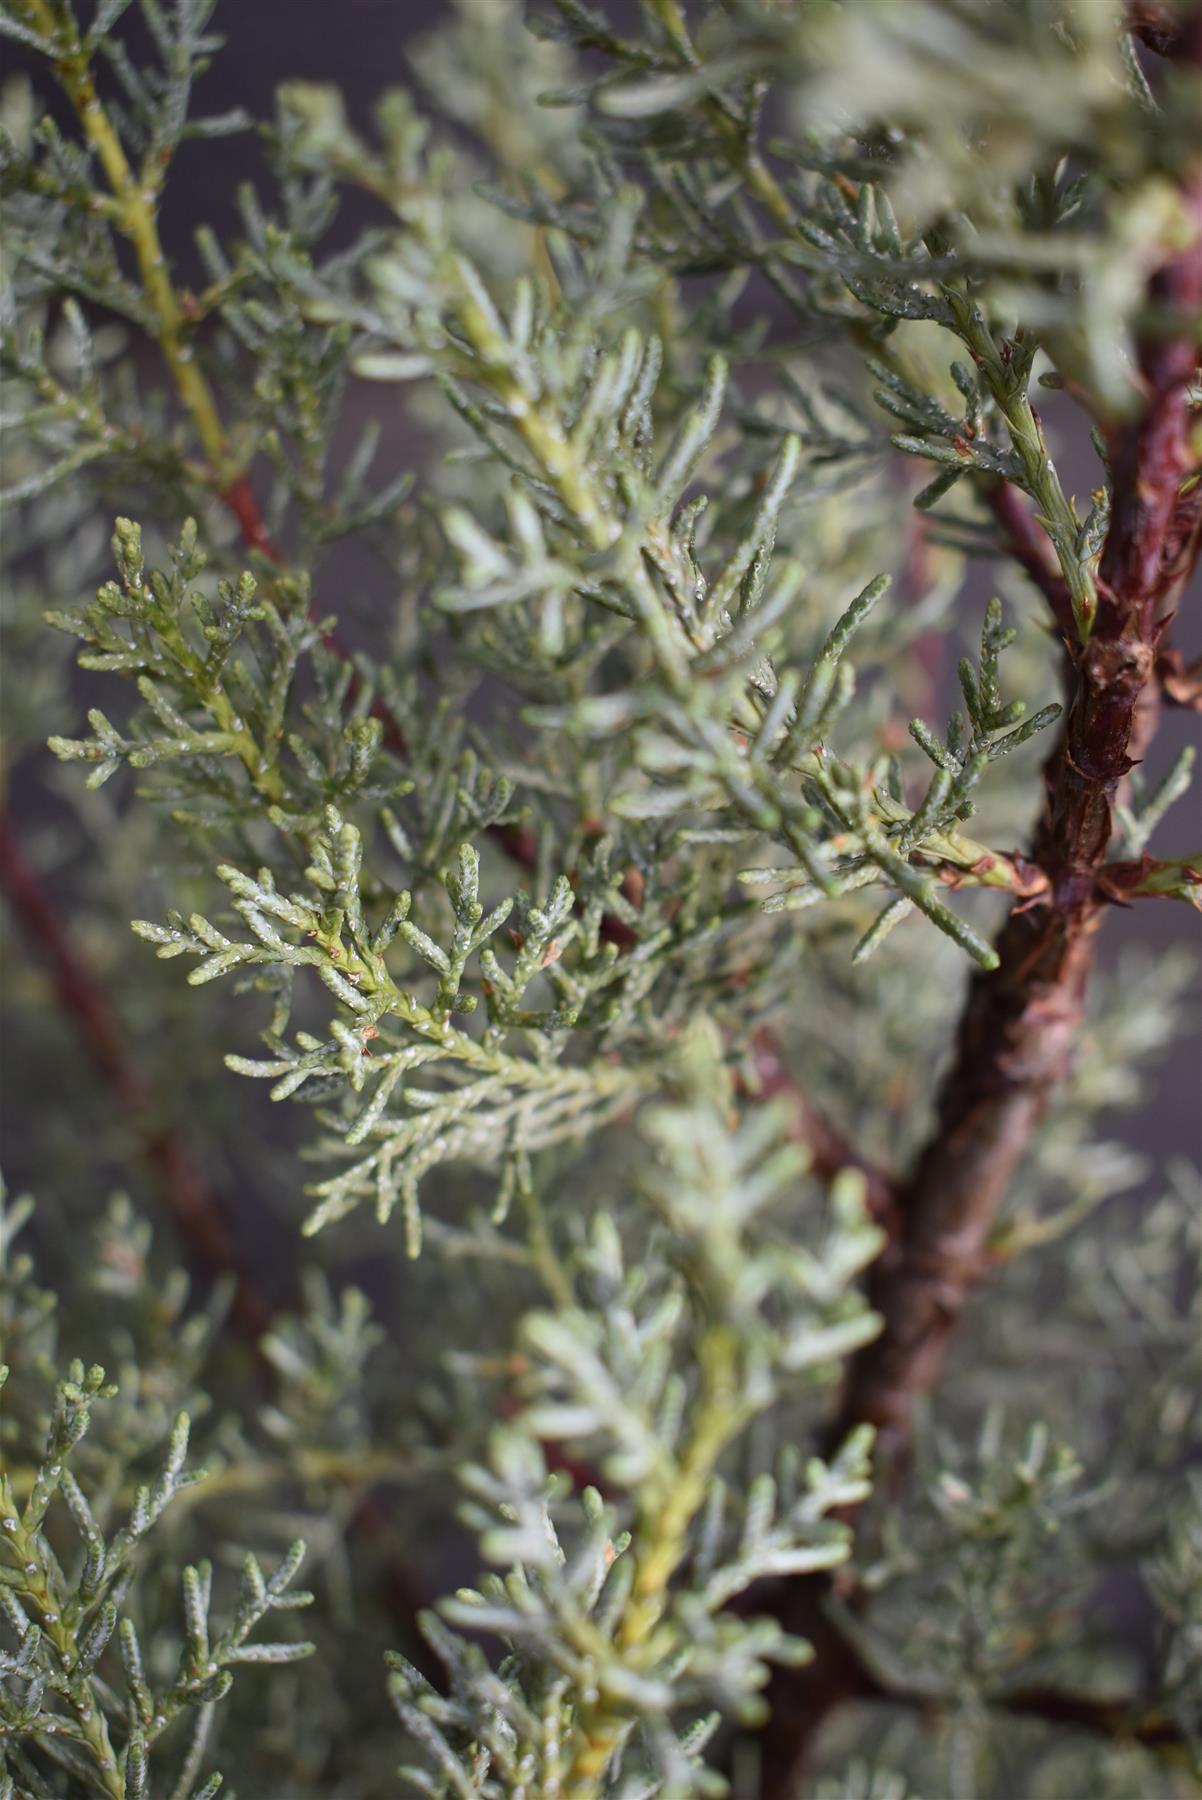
[749,1029,899,1236]
[833,164,1202,1461]
[754,59,1201,1799]
[1129,1,1201,56]
[0,810,272,1338]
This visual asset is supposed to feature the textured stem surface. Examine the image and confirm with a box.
[755,42,1201,1796]
[837,163,1202,1457]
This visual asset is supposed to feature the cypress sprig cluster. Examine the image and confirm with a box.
[1,1,1199,1796]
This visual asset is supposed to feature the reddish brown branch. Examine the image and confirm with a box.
[0,809,272,1338]
[754,68,1202,1800]
[749,1587,1190,1795]
[749,1029,899,1235]
[220,476,285,567]
[994,1686,1187,1751]
[833,166,1202,1466]
[824,229,1201,1494]
[1096,853,1202,904]
[1129,1,1200,55]
[1148,463,1202,614]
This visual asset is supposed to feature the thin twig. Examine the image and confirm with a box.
[752,1601,1190,1763]
[0,809,272,1338]
[748,1029,898,1235]
[986,481,1077,638]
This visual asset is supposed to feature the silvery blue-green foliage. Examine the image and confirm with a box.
[0,1176,454,1796]
[1,1,1199,1797]
[0,1188,312,1798]
[387,1024,883,1797]
[798,1140,1201,1790]
[34,460,1057,1246]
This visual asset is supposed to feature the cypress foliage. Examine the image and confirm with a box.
[0,2,1199,1795]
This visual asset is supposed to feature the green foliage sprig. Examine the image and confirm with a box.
[0,1340,313,1799]
[388,1025,882,1798]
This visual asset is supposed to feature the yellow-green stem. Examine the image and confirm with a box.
[562,1327,745,1799]
[147,608,287,804]
[647,0,797,233]
[944,293,1097,636]
[22,0,233,484]
[0,1476,123,1799]
[2,1447,415,1511]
